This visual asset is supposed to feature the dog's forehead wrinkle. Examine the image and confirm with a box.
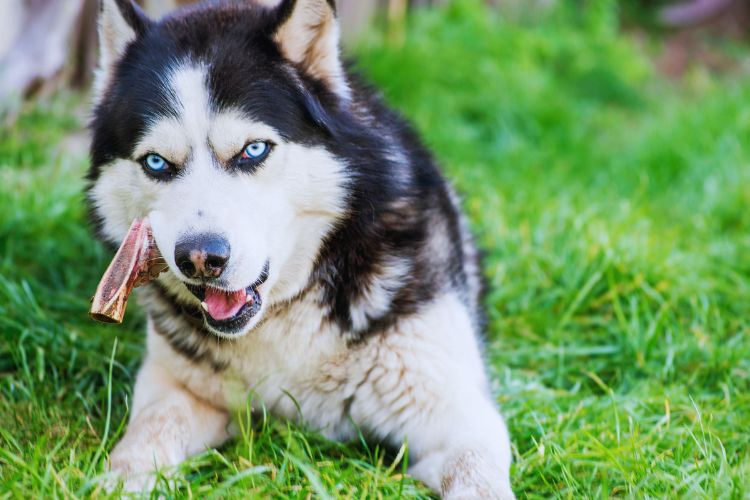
[209,110,282,161]
[134,116,190,163]
[166,63,212,145]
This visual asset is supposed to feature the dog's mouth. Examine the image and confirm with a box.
[185,261,270,333]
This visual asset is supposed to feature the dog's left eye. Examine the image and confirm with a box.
[241,141,270,161]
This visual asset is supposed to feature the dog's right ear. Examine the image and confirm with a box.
[95,0,149,98]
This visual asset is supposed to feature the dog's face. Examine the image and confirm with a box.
[88,0,350,337]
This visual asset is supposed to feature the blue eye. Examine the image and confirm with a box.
[242,141,270,160]
[143,153,169,173]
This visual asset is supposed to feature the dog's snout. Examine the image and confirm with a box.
[174,234,230,279]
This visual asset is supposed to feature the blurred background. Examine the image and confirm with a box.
[1,0,749,103]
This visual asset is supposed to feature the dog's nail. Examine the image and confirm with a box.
[201,301,208,312]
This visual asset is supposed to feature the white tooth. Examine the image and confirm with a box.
[246,295,253,304]
[200,301,208,312]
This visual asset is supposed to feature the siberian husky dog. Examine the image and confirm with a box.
[87,0,513,497]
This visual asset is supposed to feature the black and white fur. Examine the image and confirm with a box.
[87,0,514,497]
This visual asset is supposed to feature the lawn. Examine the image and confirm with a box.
[1,1,750,498]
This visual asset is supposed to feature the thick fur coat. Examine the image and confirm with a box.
[87,0,514,497]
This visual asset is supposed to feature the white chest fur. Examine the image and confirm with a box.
[145,288,356,437]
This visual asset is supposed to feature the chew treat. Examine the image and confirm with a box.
[89,218,168,324]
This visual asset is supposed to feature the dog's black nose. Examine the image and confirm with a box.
[174,234,230,279]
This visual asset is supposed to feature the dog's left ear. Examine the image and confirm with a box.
[271,0,349,100]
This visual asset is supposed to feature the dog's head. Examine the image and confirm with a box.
[88,0,350,338]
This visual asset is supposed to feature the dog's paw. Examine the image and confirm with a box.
[443,483,515,500]
[440,450,515,500]
[103,471,157,495]
[98,468,156,495]
[106,446,161,493]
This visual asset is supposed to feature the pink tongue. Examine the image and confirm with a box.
[204,288,247,321]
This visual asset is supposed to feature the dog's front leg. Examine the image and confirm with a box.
[108,357,230,491]
[346,297,515,499]
[406,392,515,500]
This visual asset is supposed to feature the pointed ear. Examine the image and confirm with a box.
[272,0,350,100]
[95,0,149,97]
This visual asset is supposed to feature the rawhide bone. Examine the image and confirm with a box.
[89,218,168,324]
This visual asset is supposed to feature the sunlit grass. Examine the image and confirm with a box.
[1,1,749,497]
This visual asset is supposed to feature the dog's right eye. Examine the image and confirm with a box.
[140,153,174,179]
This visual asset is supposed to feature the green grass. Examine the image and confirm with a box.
[2,1,750,497]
